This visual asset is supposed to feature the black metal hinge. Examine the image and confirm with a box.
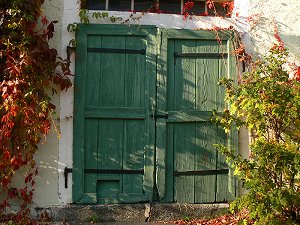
[63,167,144,189]
[64,167,73,188]
[174,52,228,59]
[84,169,144,175]
[87,48,146,55]
[66,46,76,61]
[174,169,229,176]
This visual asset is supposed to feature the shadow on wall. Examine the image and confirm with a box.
[4,128,60,213]
[33,129,61,207]
[243,16,300,62]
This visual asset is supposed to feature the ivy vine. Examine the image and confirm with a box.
[0,0,71,223]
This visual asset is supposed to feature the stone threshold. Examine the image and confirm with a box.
[35,203,229,225]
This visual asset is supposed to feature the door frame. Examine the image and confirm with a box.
[155,29,238,202]
[73,24,157,203]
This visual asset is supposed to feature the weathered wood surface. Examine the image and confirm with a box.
[74,25,236,204]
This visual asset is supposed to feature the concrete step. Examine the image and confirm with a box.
[37,223,175,225]
[35,203,229,225]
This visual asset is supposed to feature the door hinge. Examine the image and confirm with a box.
[174,169,229,176]
[64,167,73,189]
[66,46,76,61]
[174,52,228,59]
[87,48,146,55]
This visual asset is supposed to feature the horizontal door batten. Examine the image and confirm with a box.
[174,52,228,59]
[174,169,229,176]
[167,110,217,123]
[84,106,146,119]
[87,48,146,55]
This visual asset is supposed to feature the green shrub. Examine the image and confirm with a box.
[214,45,300,224]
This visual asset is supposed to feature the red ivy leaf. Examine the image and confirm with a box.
[207,0,214,9]
[46,22,55,40]
[295,66,300,82]
[1,177,10,187]
[41,16,49,25]
[8,188,18,199]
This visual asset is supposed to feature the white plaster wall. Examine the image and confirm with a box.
[37,0,300,206]
[28,0,64,207]
[241,0,300,63]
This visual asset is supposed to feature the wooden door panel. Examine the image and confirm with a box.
[194,122,220,203]
[74,25,157,204]
[161,32,236,203]
[99,35,126,107]
[122,120,145,194]
[173,123,196,203]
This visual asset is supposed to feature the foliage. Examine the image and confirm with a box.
[86,214,101,223]
[69,0,234,46]
[183,0,234,19]
[67,9,123,47]
[213,45,300,224]
[0,0,71,223]
[167,209,250,225]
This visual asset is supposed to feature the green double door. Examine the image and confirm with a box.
[73,25,236,204]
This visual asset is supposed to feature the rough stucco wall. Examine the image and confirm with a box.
[242,0,300,63]
[32,0,300,206]
[29,0,64,207]
[56,0,79,205]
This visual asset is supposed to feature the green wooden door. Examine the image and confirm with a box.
[74,26,236,204]
[156,30,237,203]
[73,25,157,204]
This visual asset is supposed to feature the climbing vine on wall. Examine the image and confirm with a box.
[68,0,235,48]
[0,0,71,223]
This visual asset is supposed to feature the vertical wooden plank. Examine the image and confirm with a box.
[99,35,126,107]
[216,41,227,111]
[173,40,196,203]
[122,120,145,194]
[215,125,230,202]
[97,119,122,203]
[195,40,220,111]
[122,35,147,194]
[143,29,157,201]
[84,35,102,196]
[193,40,220,203]
[215,40,230,202]
[124,36,146,107]
[194,122,217,203]
[164,39,175,202]
[173,124,196,203]
[97,35,126,202]
[164,123,174,202]
[73,27,89,202]
[156,30,168,201]
[174,40,197,111]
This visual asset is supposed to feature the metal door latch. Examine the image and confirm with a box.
[150,113,168,119]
